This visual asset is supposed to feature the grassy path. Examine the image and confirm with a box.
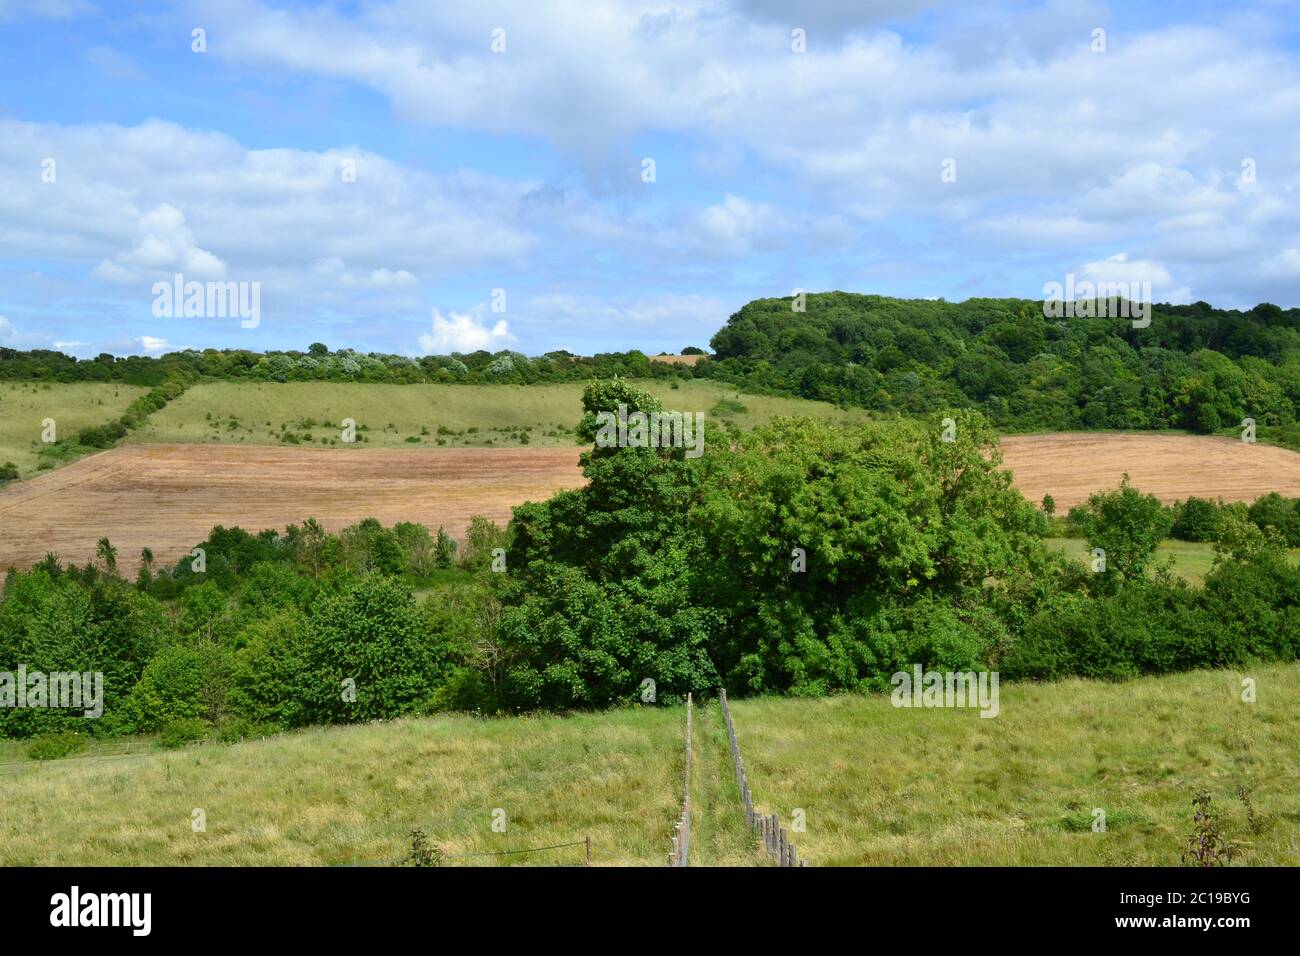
[687,696,766,866]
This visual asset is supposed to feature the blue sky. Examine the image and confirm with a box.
[1,0,1298,358]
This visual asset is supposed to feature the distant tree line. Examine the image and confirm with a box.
[0,344,695,387]
[1052,489,1300,548]
[7,293,1300,443]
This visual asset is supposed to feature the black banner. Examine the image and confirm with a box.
[0,865,1284,942]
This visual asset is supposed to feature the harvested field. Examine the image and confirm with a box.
[6,431,1300,574]
[998,432,1300,509]
[0,444,584,573]
[648,354,708,366]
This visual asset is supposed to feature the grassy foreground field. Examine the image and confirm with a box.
[0,382,147,478]
[129,380,875,449]
[0,708,685,866]
[2,664,1296,866]
[730,662,1300,866]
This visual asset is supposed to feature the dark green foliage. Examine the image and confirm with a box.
[0,570,167,737]
[158,717,211,749]
[1247,492,1300,546]
[1076,476,1174,586]
[26,731,86,760]
[1172,496,1221,542]
[1181,791,1240,867]
[704,293,1300,434]
[296,575,450,724]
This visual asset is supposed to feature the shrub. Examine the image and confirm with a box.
[128,644,231,731]
[158,718,211,749]
[298,575,448,723]
[26,731,86,760]
[1172,497,1220,542]
[215,716,276,743]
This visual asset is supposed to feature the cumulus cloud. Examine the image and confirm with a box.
[312,258,417,289]
[418,308,514,354]
[136,336,171,354]
[1078,254,1190,304]
[0,118,535,297]
[95,204,228,284]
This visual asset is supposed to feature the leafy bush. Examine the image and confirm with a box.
[1172,497,1221,542]
[158,718,211,749]
[128,643,231,731]
[26,731,86,760]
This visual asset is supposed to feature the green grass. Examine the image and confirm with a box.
[0,707,683,866]
[728,662,1300,865]
[3,665,1297,866]
[0,382,148,478]
[1045,537,1300,585]
[127,381,875,449]
[688,698,766,866]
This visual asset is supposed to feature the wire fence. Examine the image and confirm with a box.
[718,688,808,868]
[668,692,693,867]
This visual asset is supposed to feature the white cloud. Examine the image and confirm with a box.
[1261,248,1300,277]
[696,195,780,256]
[418,308,514,354]
[136,336,172,354]
[1077,253,1191,304]
[1079,253,1173,287]
[0,118,536,313]
[312,258,417,289]
[95,203,228,283]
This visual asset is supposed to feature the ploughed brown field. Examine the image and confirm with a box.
[998,432,1300,509]
[0,444,584,573]
[4,432,1300,572]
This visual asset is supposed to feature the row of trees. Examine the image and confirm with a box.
[0,344,697,388]
[8,292,1300,438]
[1048,489,1300,548]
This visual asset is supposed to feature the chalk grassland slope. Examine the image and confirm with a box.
[127,380,875,448]
[729,662,1300,866]
[0,707,684,866]
[0,382,148,477]
[3,665,1295,865]
[998,432,1300,509]
[0,444,586,572]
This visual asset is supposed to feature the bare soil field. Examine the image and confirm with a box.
[998,432,1300,508]
[5,431,1300,573]
[648,354,708,366]
[0,444,584,573]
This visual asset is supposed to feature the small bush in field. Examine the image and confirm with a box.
[26,731,87,760]
[215,717,276,744]
[159,718,211,749]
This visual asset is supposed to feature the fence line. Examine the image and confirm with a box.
[718,688,807,868]
[669,692,693,867]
